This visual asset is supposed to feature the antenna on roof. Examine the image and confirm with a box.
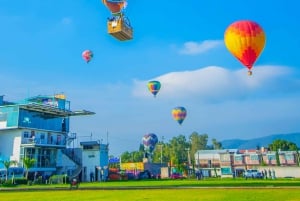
[106,130,109,145]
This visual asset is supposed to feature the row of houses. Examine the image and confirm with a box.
[194,148,300,177]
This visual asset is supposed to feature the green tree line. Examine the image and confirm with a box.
[116,133,299,168]
[118,132,222,167]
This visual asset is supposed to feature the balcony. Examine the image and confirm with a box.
[21,137,66,148]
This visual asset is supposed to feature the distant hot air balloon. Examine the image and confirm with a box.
[82,50,93,63]
[172,106,187,125]
[142,133,158,154]
[147,81,161,97]
[224,20,266,76]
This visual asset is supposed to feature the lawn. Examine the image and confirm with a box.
[1,188,300,201]
[1,178,300,201]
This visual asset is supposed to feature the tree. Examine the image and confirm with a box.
[169,135,189,166]
[268,139,298,151]
[212,138,222,150]
[23,157,36,180]
[189,132,208,163]
[268,139,298,167]
[120,150,144,163]
[0,160,17,181]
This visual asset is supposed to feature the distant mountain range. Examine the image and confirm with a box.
[221,133,300,150]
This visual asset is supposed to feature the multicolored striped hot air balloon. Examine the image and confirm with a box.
[147,81,161,97]
[224,20,266,76]
[142,133,158,154]
[172,106,187,125]
[82,50,93,63]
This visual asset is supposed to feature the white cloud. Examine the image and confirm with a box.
[2,64,300,156]
[132,65,296,102]
[178,40,223,55]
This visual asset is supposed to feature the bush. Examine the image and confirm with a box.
[14,178,28,185]
[49,174,68,184]
[2,180,17,187]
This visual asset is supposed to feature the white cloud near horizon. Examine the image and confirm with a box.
[178,40,223,55]
[2,64,300,156]
[132,65,297,102]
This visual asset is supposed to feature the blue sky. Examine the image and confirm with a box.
[1,0,300,156]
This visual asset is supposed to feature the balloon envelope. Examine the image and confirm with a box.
[82,50,93,63]
[142,133,158,153]
[102,0,127,15]
[147,81,161,97]
[224,20,266,74]
[172,106,187,125]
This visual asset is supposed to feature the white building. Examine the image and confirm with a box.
[80,141,109,182]
[0,94,101,180]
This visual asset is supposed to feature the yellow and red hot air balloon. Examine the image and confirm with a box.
[102,0,127,16]
[172,106,187,125]
[147,81,161,97]
[224,20,266,76]
[101,0,133,41]
[82,50,93,63]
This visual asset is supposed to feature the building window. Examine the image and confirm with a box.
[221,167,232,175]
[267,154,276,160]
[250,154,259,160]
[83,145,94,150]
[285,154,294,161]
[23,131,29,138]
[234,155,243,161]
[220,154,230,162]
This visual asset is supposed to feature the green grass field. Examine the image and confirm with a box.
[1,178,300,201]
[1,189,300,201]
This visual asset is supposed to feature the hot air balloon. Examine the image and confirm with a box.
[172,106,187,125]
[102,0,133,41]
[82,50,93,63]
[102,0,127,16]
[147,81,161,97]
[224,20,266,76]
[142,133,158,154]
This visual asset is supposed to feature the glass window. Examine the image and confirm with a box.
[18,109,69,132]
[267,154,276,160]
[23,131,29,138]
[83,145,93,150]
[285,154,294,161]
[250,154,259,160]
[234,155,243,161]
[221,167,232,175]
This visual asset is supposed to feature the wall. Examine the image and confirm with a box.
[257,166,300,178]
[57,149,77,175]
[0,129,21,164]
[82,149,100,182]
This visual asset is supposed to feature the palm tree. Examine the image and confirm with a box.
[23,157,36,180]
[0,160,17,181]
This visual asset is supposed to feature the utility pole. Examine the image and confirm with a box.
[185,147,191,178]
[160,145,163,164]
[160,136,164,165]
[185,148,191,167]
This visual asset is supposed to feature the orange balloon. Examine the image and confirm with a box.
[224,20,266,75]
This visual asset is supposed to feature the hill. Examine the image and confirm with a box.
[221,133,300,149]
